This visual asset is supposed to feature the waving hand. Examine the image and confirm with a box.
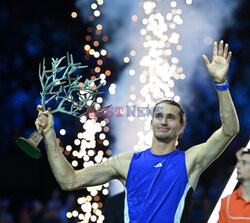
[202,40,232,83]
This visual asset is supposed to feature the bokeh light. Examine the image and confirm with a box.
[71,12,78,18]
[63,2,113,221]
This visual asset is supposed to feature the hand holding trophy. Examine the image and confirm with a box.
[16,53,109,159]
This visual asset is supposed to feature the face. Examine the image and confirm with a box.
[151,103,184,143]
[236,153,250,182]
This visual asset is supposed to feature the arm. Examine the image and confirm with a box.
[35,106,123,191]
[186,41,239,187]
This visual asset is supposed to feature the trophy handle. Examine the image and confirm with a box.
[16,131,42,159]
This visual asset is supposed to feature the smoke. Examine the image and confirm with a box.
[75,0,241,194]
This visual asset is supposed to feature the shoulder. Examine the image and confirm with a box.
[218,195,228,222]
[104,152,133,168]
[102,152,133,172]
[185,144,205,171]
[107,152,134,183]
[230,186,241,200]
[220,195,229,207]
[220,187,240,207]
[111,152,134,162]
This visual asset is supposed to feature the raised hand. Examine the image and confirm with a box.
[202,40,232,83]
[35,105,54,135]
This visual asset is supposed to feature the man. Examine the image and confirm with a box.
[35,40,239,222]
[218,148,250,222]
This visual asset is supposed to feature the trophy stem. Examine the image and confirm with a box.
[28,131,43,146]
[16,131,43,159]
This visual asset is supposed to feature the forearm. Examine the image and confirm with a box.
[43,130,76,190]
[217,87,239,136]
[43,132,122,189]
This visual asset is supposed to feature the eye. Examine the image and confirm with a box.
[167,115,175,120]
[155,113,163,118]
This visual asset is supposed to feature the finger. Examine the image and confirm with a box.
[35,118,47,126]
[39,111,49,118]
[202,55,210,65]
[223,43,228,58]
[39,116,48,123]
[37,105,50,116]
[38,112,49,119]
[226,51,232,64]
[35,120,44,133]
[35,120,39,128]
[37,105,47,117]
[213,41,218,58]
[37,105,44,112]
[219,40,223,56]
[36,115,48,125]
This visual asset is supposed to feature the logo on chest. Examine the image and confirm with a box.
[154,162,163,168]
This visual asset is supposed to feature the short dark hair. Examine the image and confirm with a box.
[152,99,186,128]
[241,147,250,155]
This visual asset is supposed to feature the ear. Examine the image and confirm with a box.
[179,123,185,135]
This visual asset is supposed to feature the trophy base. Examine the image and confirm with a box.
[16,137,41,159]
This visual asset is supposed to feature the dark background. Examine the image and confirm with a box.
[0,0,249,222]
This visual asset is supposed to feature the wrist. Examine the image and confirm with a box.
[214,80,227,85]
[43,128,56,139]
[214,80,229,90]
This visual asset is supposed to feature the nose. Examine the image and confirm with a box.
[236,162,241,170]
[160,117,168,126]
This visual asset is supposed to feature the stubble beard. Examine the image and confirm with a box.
[154,132,177,144]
